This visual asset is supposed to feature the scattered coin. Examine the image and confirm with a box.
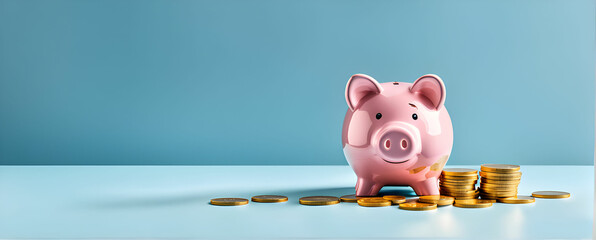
[210,198,249,206]
[399,202,437,211]
[299,196,340,206]
[453,199,493,208]
[340,194,359,203]
[382,195,406,204]
[251,195,288,203]
[418,195,454,206]
[497,196,535,204]
[357,198,392,207]
[531,191,570,199]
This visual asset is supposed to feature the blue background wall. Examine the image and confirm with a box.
[0,0,593,165]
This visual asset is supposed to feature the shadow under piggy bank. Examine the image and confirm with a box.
[262,186,419,206]
[84,186,418,209]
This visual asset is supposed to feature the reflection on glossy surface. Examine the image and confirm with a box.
[0,165,591,239]
[502,207,525,239]
[342,74,453,196]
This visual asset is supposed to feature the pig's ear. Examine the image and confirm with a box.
[345,74,383,111]
[410,74,446,110]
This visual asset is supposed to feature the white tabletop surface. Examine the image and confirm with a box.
[0,165,592,239]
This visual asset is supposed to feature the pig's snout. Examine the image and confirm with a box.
[375,123,421,163]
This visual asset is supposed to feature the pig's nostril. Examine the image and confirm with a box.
[384,139,391,149]
[401,139,408,149]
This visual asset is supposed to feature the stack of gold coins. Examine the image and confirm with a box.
[439,168,479,199]
[479,164,521,200]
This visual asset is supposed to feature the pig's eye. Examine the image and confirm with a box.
[412,113,418,120]
[376,113,382,120]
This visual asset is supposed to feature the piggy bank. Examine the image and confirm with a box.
[342,74,453,196]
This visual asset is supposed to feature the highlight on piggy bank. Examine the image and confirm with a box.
[342,74,453,196]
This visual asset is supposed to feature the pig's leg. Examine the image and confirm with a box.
[355,178,383,196]
[411,177,440,196]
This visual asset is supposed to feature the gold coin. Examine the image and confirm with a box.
[299,196,340,205]
[480,184,518,190]
[251,195,288,203]
[480,164,520,173]
[472,198,496,203]
[441,177,478,181]
[531,191,570,199]
[441,191,478,196]
[441,175,479,180]
[340,194,359,203]
[440,184,476,190]
[210,198,249,206]
[480,171,522,179]
[357,197,385,201]
[440,188,477,194]
[418,195,454,206]
[480,194,516,199]
[442,193,479,198]
[480,179,520,185]
[456,199,494,204]
[480,181,519,186]
[418,195,441,201]
[357,198,392,207]
[440,180,478,185]
[479,193,517,198]
[480,191,517,197]
[398,202,437,211]
[480,189,518,194]
[453,199,493,208]
[480,184,519,189]
[479,195,498,200]
[441,179,477,184]
[442,168,478,176]
[497,196,535,204]
[454,196,479,200]
[479,189,517,194]
[382,195,406,204]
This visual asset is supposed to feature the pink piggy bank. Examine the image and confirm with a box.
[342,74,453,196]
